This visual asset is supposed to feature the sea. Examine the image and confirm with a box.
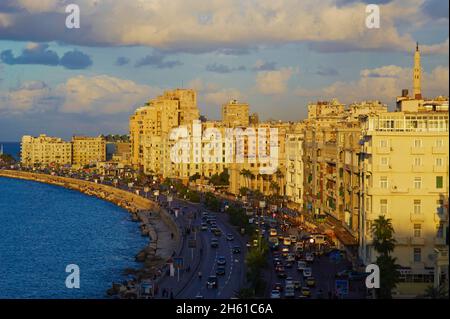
[0,142,21,160]
[0,176,148,298]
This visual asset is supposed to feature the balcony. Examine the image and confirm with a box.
[411,237,425,246]
[375,147,390,154]
[433,165,446,173]
[432,146,447,154]
[395,237,411,245]
[410,212,425,222]
[434,237,447,246]
[410,147,425,155]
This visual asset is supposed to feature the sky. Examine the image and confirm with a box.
[0,0,448,141]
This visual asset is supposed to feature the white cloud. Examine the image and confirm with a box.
[256,67,295,95]
[0,0,447,54]
[295,64,449,104]
[0,75,159,116]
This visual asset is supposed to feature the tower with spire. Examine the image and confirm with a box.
[413,42,422,99]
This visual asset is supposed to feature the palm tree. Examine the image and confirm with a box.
[371,215,399,299]
[240,169,253,188]
[423,283,449,299]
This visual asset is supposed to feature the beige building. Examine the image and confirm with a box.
[21,134,72,167]
[285,124,305,206]
[129,89,200,176]
[359,110,449,296]
[72,136,106,167]
[222,99,249,127]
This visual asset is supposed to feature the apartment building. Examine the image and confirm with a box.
[222,99,249,127]
[72,136,106,167]
[359,110,449,295]
[21,134,72,167]
[285,123,305,206]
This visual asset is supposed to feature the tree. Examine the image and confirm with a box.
[189,173,201,182]
[423,283,449,299]
[371,216,400,298]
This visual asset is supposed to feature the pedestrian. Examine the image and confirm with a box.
[162,288,166,297]
[171,232,174,240]
[170,289,174,299]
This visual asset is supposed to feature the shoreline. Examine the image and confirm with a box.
[0,169,180,298]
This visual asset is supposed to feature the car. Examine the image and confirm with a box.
[285,286,295,298]
[287,253,295,262]
[216,256,227,265]
[305,276,316,287]
[232,246,241,254]
[253,239,258,247]
[290,235,297,243]
[297,261,307,272]
[283,238,292,246]
[293,281,301,290]
[226,233,234,241]
[213,228,222,236]
[211,238,219,248]
[301,287,311,297]
[285,261,293,268]
[270,290,281,299]
[285,277,293,286]
[269,228,277,237]
[303,267,312,277]
[275,265,285,273]
[348,271,368,281]
[206,276,218,289]
[305,252,314,263]
[281,247,290,258]
[216,266,226,276]
[277,271,287,279]
[273,282,283,292]
[201,223,208,231]
[195,294,204,299]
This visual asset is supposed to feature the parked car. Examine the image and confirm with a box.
[273,282,283,292]
[285,286,295,298]
[270,290,281,299]
[293,281,301,290]
[201,223,208,231]
[226,233,234,241]
[269,228,277,237]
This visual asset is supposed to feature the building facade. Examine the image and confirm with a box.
[72,136,106,167]
[21,134,72,167]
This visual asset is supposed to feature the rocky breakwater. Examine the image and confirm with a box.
[0,170,180,299]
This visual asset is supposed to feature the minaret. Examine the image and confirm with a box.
[413,42,422,99]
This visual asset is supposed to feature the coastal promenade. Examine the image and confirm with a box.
[0,169,180,298]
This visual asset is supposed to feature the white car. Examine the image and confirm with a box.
[270,290,281,299]
[303,267,312,277]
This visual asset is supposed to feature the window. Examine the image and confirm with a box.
[437,223,444,238]
[380,199,388,215]
[413,248,421,263]
[436,139,443,148]
[380,176,388,189]
[436,176,443,189]
[380,157,389,166]
[413,224,421,237]
[414,139,422,148]
[414,200,421,215]
[413,177,422,189]
[380,140,388,148]
[414,157,422,166]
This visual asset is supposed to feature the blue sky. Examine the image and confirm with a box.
[0,0,448,141]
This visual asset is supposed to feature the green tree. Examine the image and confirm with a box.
[423,283,449,299]
[371,216,400,298]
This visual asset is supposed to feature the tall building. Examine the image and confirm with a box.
[129,89,200,175]
[359,110,449,296]
[21,134,72,167]
[285,123,304,206]
[222,99,249,127]
[413,42,422,99]
[72,136,106,167]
